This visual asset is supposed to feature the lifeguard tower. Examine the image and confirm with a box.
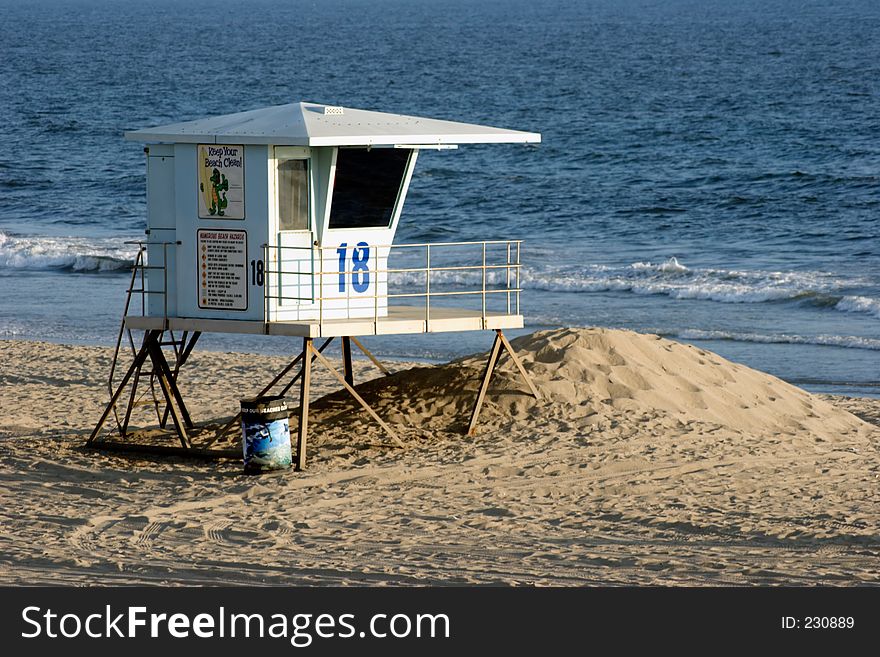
[88,102,541,468]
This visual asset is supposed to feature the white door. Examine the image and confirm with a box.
[271,148,314,318]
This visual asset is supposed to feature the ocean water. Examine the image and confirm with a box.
[1,0,878,396]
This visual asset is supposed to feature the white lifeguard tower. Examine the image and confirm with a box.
[89,102,541,468]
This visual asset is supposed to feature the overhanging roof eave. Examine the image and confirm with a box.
[306,132,542,147]
[123,132,313,146]
[125,133,541,147]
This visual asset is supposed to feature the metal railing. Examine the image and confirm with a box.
[261,239,523,327]
[126,238,523,327]
[125,240,176,319]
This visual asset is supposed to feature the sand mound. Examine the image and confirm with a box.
[312,327,870,441]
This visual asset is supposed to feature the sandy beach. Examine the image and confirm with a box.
[0,327,878,586]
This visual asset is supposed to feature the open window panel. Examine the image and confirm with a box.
[273,147,314,311]
[328,147,416,230]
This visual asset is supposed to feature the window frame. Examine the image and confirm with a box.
[273,146,313,234]
[326,147,417,233]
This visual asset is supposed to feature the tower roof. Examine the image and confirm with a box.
[125,102,541,147]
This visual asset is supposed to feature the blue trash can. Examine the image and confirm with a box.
[240,395,292,473]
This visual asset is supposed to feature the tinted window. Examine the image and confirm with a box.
[278,159,309,231]
[328,148,410,229]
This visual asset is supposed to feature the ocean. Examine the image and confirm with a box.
[1,0,878,396]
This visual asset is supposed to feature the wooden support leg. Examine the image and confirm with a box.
[342,336,354,387]
[87,333,154,445]
[350,336,391,376]
[179,331,201,364]
[496,329,540,400]
[147,340,192,449]
[160,330,201,428]
[214,347,306,441]
[296,337,312,471]
[309,344,403,447]
[148,340,193,429]
[467,331,503,437]
[208,337,334,447]
[118,331,153,436]
[276,337,334,399]
[120,360,142,437]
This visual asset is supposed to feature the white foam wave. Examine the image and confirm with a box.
[518,257,860,304]
[835,295,880,319]
[389,256,878,319]
[0,232,136,272]
[525,258,878,317]
[675,329,880,351]
[631,256,689,273]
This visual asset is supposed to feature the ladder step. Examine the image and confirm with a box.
[132,400,160,408]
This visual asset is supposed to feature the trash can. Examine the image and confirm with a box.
[240,395,291,473]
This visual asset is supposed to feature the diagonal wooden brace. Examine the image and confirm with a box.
[467,331,503,437]
[208,337,335,448]
[87,331,155,445]
[350,336,392,376]
[467,329,540,436]
[496,330,540,400]
[296,337,312,471]
[308,342,403,448]
[159,331,201,428]
[147,339,193,449]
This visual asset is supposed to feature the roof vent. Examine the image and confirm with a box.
[322,106,344,115]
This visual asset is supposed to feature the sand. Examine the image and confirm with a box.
[0,327,878,585]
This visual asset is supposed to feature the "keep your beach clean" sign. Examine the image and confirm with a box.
[198,144,245,219]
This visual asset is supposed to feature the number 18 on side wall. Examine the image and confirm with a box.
[337,242,371,293]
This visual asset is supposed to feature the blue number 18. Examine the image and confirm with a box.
[336,242,370,293]
[336,243,348,292]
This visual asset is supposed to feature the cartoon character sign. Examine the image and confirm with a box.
[201,168,229,216]
[198,144,245,219]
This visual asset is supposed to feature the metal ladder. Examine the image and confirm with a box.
[104,248,198,439]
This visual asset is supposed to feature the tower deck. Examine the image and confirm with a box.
[125,305,523,338]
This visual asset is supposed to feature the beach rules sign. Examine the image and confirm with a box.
[197,229,248,310]
[197,144,245,219]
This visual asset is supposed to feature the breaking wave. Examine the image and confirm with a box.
[518,257,869,305]
[390,256,878,320]
[0,231,136,273]
[835,295,880,319]
[672,329,880,351]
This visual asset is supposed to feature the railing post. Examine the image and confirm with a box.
[140,245,146,316]
[162,242,168,320]
[276,241,282,315]
[425,244,431,331]
[506,241,511,315]
[516,241,521,315]
[263,243,269,324]
[311,242,316,306]
[346,244,352,319]
[318,246,323,328]
[373,244,379,328]
[481,241,487,326]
